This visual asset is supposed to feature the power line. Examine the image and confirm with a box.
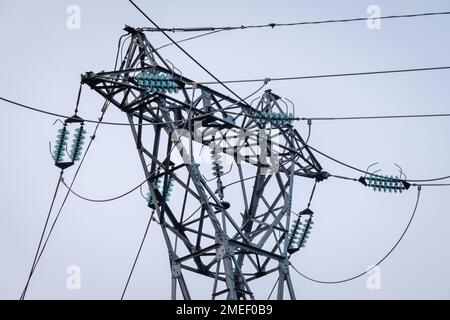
[290,186,421,284]
[21,103,110,300]
[4,92,450,184]
[156,30,223,50]
[306,143,450,183]
[121,212,154,300]
[129,0,450,186]
[142,11,450,33]
[61,176,148,203]
[128,0,257,113]
[3,66,450,125]
[0,97,245,126]
[196,66,450,85]
[19,171,64,300]
[301,112,450,121]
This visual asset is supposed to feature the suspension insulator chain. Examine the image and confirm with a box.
[69,124,86,162]
[135,71,180,94]
[52,125,70,163]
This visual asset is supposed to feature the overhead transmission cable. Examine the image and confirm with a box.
[20,100,110,300]
[290,186,421,284]
[305,143,450,183]
[195,66,450,85]
[129,1,450,151]
[19,171,64,300]
[20,32,129,299]
[2,65,450,125]
[121,211,154,300]
[142,11,450,33]
[129,0,450,185]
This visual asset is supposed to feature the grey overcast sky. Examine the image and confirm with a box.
[1,0,450,299]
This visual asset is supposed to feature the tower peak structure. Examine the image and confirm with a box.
[82,26,328,300]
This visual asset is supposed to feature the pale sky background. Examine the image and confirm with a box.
[0,0,450,299]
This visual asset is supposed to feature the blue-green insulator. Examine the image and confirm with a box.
[291,222,300,228]
[73,139,84,146]
[57,133,69,139]
[146,192,154,205]
[396,176,403,193]
[55,141,67,147]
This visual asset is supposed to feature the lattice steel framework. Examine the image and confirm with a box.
[81,26,329,300]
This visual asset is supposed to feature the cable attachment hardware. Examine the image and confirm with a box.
[359,163,411,192]
[50,114,87,170]
[254,92,295,127]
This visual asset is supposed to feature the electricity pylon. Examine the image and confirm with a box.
[81,26,328,300]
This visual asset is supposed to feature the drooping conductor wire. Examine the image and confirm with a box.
[20,84,87,300]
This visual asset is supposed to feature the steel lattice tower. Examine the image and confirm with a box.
[81,26,328,300]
